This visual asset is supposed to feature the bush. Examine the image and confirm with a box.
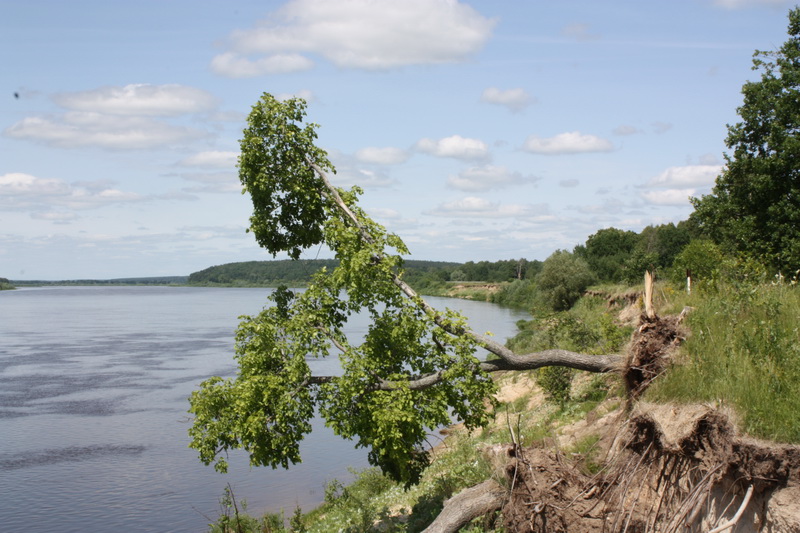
[536,251,596,311]
[490,279,539,309]
[537,366,574,405]
[670,239,724,284]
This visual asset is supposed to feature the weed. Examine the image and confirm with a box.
[209,485,289,533]
[567,434,603,475]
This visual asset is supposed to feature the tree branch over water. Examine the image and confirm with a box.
[188,93,620,486]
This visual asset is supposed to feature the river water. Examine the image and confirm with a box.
[0,286,528,532]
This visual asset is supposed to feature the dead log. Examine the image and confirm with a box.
[421,479,505,533]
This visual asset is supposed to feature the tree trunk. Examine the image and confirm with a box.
[422,479,505,533]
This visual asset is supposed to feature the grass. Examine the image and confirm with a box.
[647,279,800,443]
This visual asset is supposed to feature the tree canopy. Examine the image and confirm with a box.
[691,7,800,272]
[187,93,621,485]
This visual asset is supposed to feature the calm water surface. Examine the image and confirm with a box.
[0,286,529,532]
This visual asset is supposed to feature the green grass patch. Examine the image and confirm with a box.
[647,280,800,443]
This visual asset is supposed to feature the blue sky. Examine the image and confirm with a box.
[2,0,796,279]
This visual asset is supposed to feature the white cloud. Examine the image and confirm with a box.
[0,172,144,211]
[416,135,490,160]
[480,87,534,112]
[210,52,314,78]
[560,179,580,188]
[640,188,696,206]
[179,151,239,168]
[427,196,551,218]
[53,84,217,116]
[5,112,209,149]
[447,165,538,192]
[613,124,642,136]
[275,89,315,102]
[367,207,401,220]
[355,146,410,165]
[214,0,495,74]
[330,168,394,188]
[0,172,70,197]
[646,165,721,188]
[522,131,614,155]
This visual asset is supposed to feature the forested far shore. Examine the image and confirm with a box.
[188,259,475,287]
[8,276,188,287]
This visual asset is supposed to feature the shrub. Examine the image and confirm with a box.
[670,239,724,284]
[536,250,596,311]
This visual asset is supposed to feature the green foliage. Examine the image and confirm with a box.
[691,7,800,272]
[648,278,800,443]
[621,249,660,284]
[209,485,289,533]
[632,223,691,274]
[0,277,14,290]
[536,250,596,311]
[670,239,725,284]
[508,300,631,405]
[289,507,306,533]
[566,434,603,475]
[188,259,338,286]
[319,468,396,533]
[575,224,691,283]
[189,93,497,486]
[575,227,638,282]
[490,278,539,309]
[188,259,464,288]
[239,94,335,260]
[537,366,574,405]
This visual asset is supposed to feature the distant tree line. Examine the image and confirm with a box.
[10,276,188,287]
[187,258,544,289]
[186,221,712,307]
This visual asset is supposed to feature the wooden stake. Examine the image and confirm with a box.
[644,271,655,319]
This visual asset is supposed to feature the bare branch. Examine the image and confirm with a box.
[304,350,624,392]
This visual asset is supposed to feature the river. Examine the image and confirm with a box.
[0,286,529,532]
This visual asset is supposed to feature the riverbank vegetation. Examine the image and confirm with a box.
[206,269,799,531]
[0,277,14,290]
[197,10,800,529]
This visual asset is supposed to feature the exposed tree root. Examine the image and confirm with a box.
[492,404,800,532]
[622,314,684,398]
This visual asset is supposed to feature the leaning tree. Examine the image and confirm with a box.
[188,94,622,486]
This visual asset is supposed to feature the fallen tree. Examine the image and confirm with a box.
[187,93,623,488]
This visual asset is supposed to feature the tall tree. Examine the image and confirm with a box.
[575,227,638,282]
[188,94,621,486]
[691,7,800,271]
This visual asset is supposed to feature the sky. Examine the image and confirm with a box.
[2,0,797,280]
